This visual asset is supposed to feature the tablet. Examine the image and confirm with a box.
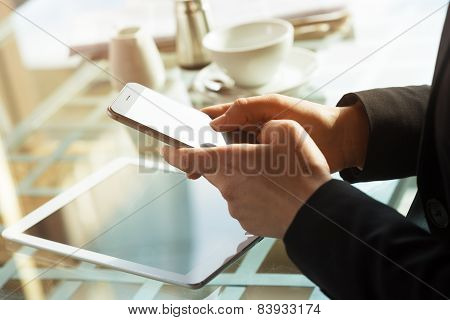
[2,158,261,288]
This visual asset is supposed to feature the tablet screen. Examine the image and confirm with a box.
[24,164,249,275]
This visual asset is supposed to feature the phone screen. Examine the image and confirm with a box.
[111,85,227,148]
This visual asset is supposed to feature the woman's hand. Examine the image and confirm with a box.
[162,120,331,239]
[202,94,369,173]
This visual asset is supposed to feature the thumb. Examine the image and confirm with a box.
[161,145,221,176]
[162,144,267,177]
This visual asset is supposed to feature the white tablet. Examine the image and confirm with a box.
[2,158,261,288]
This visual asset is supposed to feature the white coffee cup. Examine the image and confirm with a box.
[202,19,294,88]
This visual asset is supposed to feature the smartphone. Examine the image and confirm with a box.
[107,83,227,148]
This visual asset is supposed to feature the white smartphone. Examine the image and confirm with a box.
[107,83,227,148]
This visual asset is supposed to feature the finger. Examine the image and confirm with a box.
[259,120,305,146]
[162,146,222,188]
[161,145,228,176]
[210,95,285,132]
[187,172,202,180]
[260,120,329,173]
[201,103,232,119]
[161,146,195,174]
[162,144,268,177]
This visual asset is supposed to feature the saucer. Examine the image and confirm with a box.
[192,46,317,97]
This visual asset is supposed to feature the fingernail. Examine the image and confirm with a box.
[160,145,170,157]
[210,115,225,129]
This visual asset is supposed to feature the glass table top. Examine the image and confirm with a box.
[0,0,444,299]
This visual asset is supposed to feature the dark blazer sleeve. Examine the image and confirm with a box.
[338,86,430,183]
[283,179,450,299]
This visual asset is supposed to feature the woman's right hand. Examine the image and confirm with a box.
[202,94,369,173]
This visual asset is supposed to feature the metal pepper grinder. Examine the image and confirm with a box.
[175,0,211,69]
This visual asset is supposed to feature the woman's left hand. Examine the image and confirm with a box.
[162,120,331,238]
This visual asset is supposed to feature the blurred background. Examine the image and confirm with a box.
[0,0,447,300]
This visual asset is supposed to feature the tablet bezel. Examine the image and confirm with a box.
[2,158,262,288]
